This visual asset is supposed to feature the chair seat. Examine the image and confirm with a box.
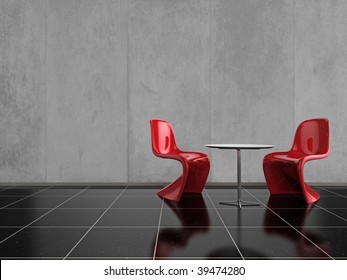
[265,152,306,164]
[179,151,209,161]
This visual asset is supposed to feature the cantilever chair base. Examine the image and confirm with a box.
[263,158,321,204]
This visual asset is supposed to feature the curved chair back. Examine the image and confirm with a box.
[291,118,329,156]
[150,119,179,156]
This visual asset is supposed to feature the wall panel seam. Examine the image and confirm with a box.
[44,0,47,182]
[126,0,130,184]
[293,0,296,134]
[209,0,213,182]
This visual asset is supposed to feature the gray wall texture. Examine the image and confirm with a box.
[1,0,346,183]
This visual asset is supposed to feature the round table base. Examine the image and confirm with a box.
[219,200,260,208]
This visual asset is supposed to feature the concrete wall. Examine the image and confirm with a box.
[294,0,347,182]
[1,0,45,182]
[46,0,128,182]
[1,0,347,183]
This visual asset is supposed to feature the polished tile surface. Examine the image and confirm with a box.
[0,186,346,259]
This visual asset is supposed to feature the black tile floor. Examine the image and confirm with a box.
[0,185,347,260]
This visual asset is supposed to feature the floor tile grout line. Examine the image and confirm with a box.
[250,188,347,221]
[0,186,18,193]
[1,187,53,209]
[0,207,167,210]
[63,187,128,260]
[152,198,164,260]
[0,195,82,198]
[311,205,347,223]
[316,186,347,199]
[1,207,232,210]
[2,256,335,260]
[0,186,91,244]
[26,226,164,229]
[290,192,347,223]
[243,189,335,260]
[204,189,244,260]
[2,225,347,229]
[2,208,110,210]
[154,256,332,260]
[0,194,127,198]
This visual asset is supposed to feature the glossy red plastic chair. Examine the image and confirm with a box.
[263,118,330,204]
[150,119,210,201]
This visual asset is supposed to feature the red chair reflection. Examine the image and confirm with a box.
[264,195,332,258]
[263,118,330,204]
[150,119,210,201]
[154,194,210,258]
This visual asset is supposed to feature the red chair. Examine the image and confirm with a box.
[263,118,330,204]
[150,119,210,201]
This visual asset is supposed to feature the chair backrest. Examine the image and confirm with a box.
[291,118,330,156]
[150,119,179,156]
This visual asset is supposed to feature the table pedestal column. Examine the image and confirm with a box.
[219,149,260,208]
